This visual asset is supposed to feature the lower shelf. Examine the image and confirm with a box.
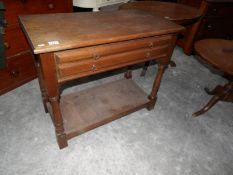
[60,79,150,139]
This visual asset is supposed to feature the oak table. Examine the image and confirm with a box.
[19,11,184,149]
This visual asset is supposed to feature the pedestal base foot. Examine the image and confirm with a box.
[193,82,233,117]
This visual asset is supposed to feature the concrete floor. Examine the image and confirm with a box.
[0,47,233,175]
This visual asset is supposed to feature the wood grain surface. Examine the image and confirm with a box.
[19,10,184,54]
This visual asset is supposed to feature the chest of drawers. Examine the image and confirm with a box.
[178,0,233,40]
[0,0,72,95]
[20,10,184,149]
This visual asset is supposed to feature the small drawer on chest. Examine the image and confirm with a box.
[55,35,172,82]
[0,51,36,94]
[206,3,233,17]
[4,24,29,57]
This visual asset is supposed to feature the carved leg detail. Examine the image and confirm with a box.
[204,85,223,95]
[50,96,68,149]
[124,66,132,79]
[147,64,166,110]
[192,95,220,117]
[140,61,150,77]
[193,82,233,117]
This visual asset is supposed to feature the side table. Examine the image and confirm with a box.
[20,11,184,149]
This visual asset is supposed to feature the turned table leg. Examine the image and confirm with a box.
[49,96,68,149]
[147,64,166,110]
[39,53,68,149]
[124,66,133,79]
[140,61,150,77]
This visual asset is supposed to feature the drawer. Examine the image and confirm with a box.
[4,24,29,57]
[3,0,72,25]
[198,17,233,39]
[0,51,37,95]
[55,35,172,82]
[3,0,27,25]
[27,0,72,14]
[206,3,233,17]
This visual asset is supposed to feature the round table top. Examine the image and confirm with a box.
[195,39,233,76]
[119,1,201,24]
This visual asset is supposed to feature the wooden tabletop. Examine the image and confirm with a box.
[195,39,233,76]
[119,1,201,24]
[19,10,184,54]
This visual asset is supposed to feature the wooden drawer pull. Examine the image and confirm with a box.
[93,53,100,60]
[48,3,54,9]
[4,42,10,49]
[146,52,151,58]
[148,42,154,48]
[91,65,97,71]
[10,69,19,77]
[0,27,5,35]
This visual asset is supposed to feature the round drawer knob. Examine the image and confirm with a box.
[212,8,217,12]
[148,42,154,48]
[91,64,97,71]
[4,42,10,49]
[146,52,151,58]
[206,24,212,30]
[93,53,100,60]
[48,3,54,9]
[10,69,19,77]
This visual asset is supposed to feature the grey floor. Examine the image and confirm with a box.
[0,47,233,175]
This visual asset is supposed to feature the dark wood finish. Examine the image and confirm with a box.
[0,51,36,94]
[178,0,203,8]
[20,11,183,149]
[193,39,233,117]
[179,0,233,40]
[119,1,201,55]
[120,1,201,24]
[119,1,202,77]
[0,0,73,95]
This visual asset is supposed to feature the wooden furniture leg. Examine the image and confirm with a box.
[177,20,201,55]
[39,53,68,149]
[193,81,233,117]
[36,61,49,113]
[140,60,176,77]
[124,66,132,79]
[140,61,150,77]
[147,64,166,110]
[204,85,223,95]
[192,95,220,117]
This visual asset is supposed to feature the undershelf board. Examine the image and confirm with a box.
[60,79,150,139]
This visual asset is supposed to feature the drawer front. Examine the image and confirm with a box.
[55,35,172,82]
[0,51,37,95]
[28,0,73,14]
[3,0,72,25]
[206,3,233,17]
[197,17,233,39]
[4,24,29,57]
